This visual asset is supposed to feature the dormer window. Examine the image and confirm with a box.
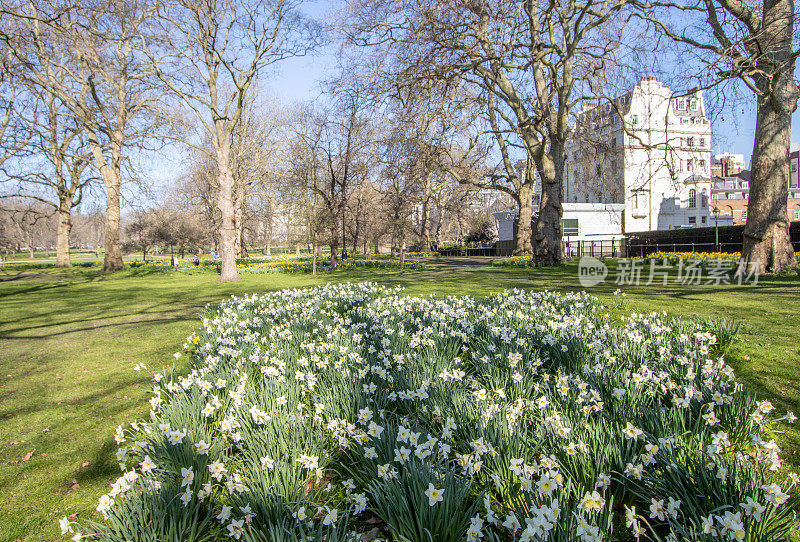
[677,98,686,110]
[690,99,698,111]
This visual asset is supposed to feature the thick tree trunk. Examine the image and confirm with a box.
[55,202,72,268]
[514,182,534,255]
[418,198,432,253]
[330,241,339,268]
[533,148,566,266]
[417,177,433,252]
[738,0,798,274]
[216,144,240,282]
[102,175,124,272]
[312,242,317,275]
[330,219,339,268]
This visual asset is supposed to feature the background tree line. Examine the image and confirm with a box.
[0,0,797,278]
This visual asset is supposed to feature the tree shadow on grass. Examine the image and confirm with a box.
[71,435,124,491]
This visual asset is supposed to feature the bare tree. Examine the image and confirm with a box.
[152,0,317,281]
[348,0,632,265]
[229,96,284,257]
[0,51,32,172]
[125,208,161,261]
[286,107,328,271]
[635,0,799,272]
[1,85,96,267]
[4,0,164,272]
[0,199,54,257]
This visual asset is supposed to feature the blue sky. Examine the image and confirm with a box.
[135,1,798,202]
[268,53,798,169]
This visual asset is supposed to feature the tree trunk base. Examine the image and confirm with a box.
[103,259,125,273]
[737,221,797,275]
[534,253,565,266]
[217,274,241,283]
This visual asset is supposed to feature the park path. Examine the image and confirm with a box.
[418,256,496,269]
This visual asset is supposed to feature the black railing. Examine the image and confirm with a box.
[436,247,497,257]
[562,239,627,258]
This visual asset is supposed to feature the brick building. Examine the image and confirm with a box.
[711,143,800,224]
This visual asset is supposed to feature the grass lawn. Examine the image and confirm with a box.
[0,259,798,541]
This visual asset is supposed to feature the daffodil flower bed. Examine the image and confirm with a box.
[237,259,425,274]
[129,256,425,274]
[491,255,536,267]
[63,284,797,541]
[632,252,742,266]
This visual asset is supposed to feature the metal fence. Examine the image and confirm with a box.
[436,247,497,257]
[562,239,627,258]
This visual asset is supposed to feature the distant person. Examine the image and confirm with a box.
[171,255,178,267]
[192,254,200,266]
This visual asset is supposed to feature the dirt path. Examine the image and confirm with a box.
[419,256,496,269]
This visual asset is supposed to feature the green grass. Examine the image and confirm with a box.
[0,260,798,541]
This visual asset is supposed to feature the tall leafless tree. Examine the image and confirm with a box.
[635,0,799,272]
[4,0,164,272]
[347,0,632,265]
[151,0,317,281]
[0,86,96,267]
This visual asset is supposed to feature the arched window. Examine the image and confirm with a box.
[689,189,697,208]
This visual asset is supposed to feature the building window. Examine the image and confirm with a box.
[688,216,696,225]
[791,162,797,172]
[794,210,800,220]
[699,137,705,147]
[689,189,697,208]
[687,137,694,148]
[699,159,706,170]
[742,208,747,220]
[700,189,707,207]
[677,98,686,110]
[701,216,707,224]
[562,218,579,236]
[690,99,698,110]
[687,159,693,172]
[631,115,638,125]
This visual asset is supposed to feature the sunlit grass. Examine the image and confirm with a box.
[0,260,797,541]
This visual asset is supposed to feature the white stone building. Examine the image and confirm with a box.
[565,77,714,232]
[494,203,625,243]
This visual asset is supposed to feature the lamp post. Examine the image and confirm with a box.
[712,207,720,251]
